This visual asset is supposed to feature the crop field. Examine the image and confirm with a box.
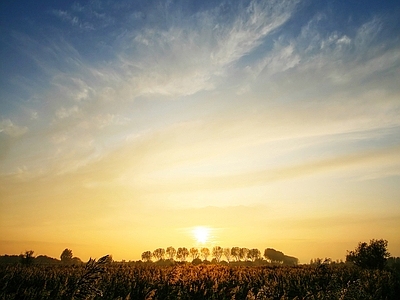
[1,262,399,300]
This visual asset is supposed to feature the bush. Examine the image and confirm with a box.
[346,239,390,270]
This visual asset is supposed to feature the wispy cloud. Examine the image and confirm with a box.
[0,119,28,137]
[211,0,299,66]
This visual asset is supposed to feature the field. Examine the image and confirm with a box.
[1,262,399,300]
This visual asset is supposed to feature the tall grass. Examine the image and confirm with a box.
[1,262,399,299]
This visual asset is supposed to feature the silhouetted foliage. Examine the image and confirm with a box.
[72,257,84,265]
[141,251,152,262]
[386,257,400,274]
[166,246,176,260]
[60,248,73,264]
[248,248,261,262]
[239,248,249,261]
[20,250,35,266]
[176,247,189,262]
[2,263,399,299]
[72,255,110,300]
[35,255,60,265]
[231,247,240,262]
[223,248,232,262]
[200,247,210,261]
[283,255,299,266]
[137,246,297,266]
[0,255,21,264]
[189,247,199,260]
[153,248,165,261]
[212,246,223,262]
[264,248,285,263]
[346,239,390,269]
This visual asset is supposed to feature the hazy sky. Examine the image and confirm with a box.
[1,0,400,263]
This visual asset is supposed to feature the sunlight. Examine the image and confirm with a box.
[192,226,210,244]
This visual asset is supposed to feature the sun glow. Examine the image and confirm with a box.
[192,226,210,244]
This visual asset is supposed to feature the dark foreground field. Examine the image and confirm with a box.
[1,263,399,300]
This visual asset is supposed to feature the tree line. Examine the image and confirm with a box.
[141,246,298,265]
[2,239,397,271]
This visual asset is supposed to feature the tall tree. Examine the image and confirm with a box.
[231,247,240,262]
[201,247,210,261]
[264,248,284,264]
[190,248,199,260]
[239,248,249,261]
[346,239,390,270]
[223,248,232,263]
[212,246,223,262]
[248,248,261,262]
[176,247,189,262]
[60,249,73,264]
[141,251,152,262]
[153,248,165,261]
[166,246,176,260]
[283,255,299,266]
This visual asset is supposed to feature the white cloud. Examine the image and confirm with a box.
[355,17,382,50]
[55,105,80,119]
[108,0,299,98]
[211,0,298,66]
[91,113,130,129]
[0,119,28,137]
[30,112,38,120]
[251,43,301,77]
[337,35,351,45]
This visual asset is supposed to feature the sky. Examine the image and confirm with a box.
[1,0,400,263]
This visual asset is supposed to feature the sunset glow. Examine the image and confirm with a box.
[193,227,210,245]
[0,0,400,263]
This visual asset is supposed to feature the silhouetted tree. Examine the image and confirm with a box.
[201,247,210,261]
[346,239,390,270]
[166,246,176,260]
[141,251,152,262]
[60,248,73,265]
[72,257,84,265]
[20,250,35,266]
[248,248,261,262]
[212,246,223,262]
[223,248,232,263]
[231,247,240,262]
[264,248,284,264]
[190,248,199,260]
[35,255,60,265]
[283,255,298,266]
[239,248,249,261]
[153,248,165,261]
[176,247,189,262]
[387,257,400,272]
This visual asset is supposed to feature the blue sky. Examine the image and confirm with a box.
[1,0,400,262]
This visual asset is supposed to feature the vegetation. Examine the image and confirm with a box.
[346,239,390,270]
[140,246,298,265]
[1,261,399,299]
[1,240,399,299]
[19,250,35,266]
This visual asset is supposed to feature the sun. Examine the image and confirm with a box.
[192,226,210,244]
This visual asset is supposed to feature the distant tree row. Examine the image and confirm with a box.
[14,249,83,266]
[141,246,298,265]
